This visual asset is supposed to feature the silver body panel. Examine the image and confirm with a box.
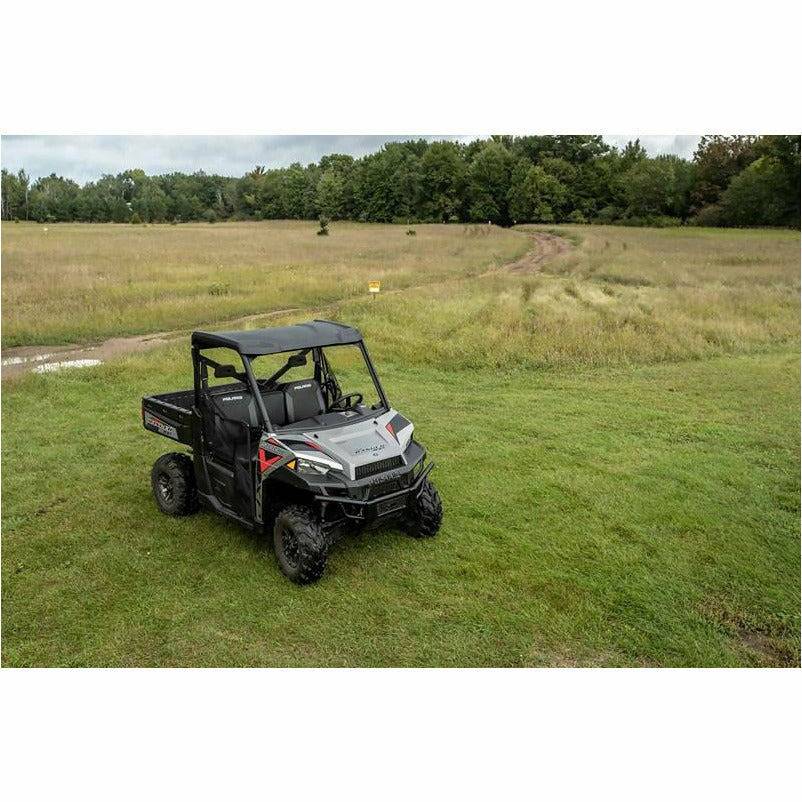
[284,408,414,480]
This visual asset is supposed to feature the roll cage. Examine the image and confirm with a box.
[191,321,389,433]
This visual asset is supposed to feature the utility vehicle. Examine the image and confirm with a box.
[142,320,442,583]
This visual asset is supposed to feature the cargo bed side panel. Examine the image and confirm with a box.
[142,395,193,446]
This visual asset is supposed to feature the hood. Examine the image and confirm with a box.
[290,408,414,480]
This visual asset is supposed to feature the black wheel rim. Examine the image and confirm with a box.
[280,523,300,569]
[157,473,173,503]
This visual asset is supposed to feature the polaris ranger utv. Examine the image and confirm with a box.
[142,320,442,583]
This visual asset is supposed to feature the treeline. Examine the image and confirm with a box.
[1,135,799,228]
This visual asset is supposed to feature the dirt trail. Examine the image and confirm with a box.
[2,231,570,379]
[505,231,571,273]
[1,309,301,379]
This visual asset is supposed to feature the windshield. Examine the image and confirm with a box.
[247,342,386,427]
[321,344,383,410]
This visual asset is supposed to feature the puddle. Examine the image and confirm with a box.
[32,359,103,374]
[3,353,57,367]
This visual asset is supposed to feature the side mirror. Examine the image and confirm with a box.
[214,363,243,380]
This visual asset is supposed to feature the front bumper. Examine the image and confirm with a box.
[314,461,434,523]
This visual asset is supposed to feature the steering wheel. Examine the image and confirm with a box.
[329,392,363,411]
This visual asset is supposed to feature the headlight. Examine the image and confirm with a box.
[289,452,343,476]
[295,457,330,476]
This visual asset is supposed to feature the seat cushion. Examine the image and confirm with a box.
[284,379,325,424]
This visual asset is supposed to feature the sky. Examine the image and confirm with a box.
[1,135,702,184]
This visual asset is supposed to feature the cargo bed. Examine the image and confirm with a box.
[142,389,194,445]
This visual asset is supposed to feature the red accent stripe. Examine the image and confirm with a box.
[258,448,282,473]
[385,422,396,440]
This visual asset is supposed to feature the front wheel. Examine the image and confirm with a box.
[273,505,328,584]
[405,477,443,538]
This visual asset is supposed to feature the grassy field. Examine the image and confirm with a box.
[2,222,799,666]
[339,224,800,369]
[1,221,527,347]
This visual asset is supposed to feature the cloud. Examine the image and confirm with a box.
[602,135,701,159]
[0,135,471,183]
[1,134,701,183]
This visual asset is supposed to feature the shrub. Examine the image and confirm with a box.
[317,216,330,236]
[690,204,723,227]
[170,218,179,225]
[651,215,682,228]
[203,209,218,223]
[566,210,587,224]
[595,205,620,224]
[406,228,417,236]
[208,282,230,296]
[130,212,142,224]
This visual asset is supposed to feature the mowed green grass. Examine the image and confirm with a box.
[2,347,798,666]
[0,221,527,347]
[2,223,799,666]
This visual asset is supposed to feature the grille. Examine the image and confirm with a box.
[355,455,404,480]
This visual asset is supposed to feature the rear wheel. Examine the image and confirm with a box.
[406,477,443,538]
[273,505,328,584]
[151,453,198,516]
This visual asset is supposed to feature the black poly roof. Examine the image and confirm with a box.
[191,319,362,356]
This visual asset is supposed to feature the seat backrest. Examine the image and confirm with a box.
[207,386,258,426]
[261,390,288,428]
[284,379,325,424]
[201,386,257,465]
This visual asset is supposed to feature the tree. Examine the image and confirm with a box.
[621,159,675,218]
[540,157,579,216]
[256,171,287,219]
[754,135,801,226]
[716,157,793,227]
[355,142,423,222]
[281,163,313,218]
[3,134,797,229]
[508,164,567,222]
[690,135,758,213]
[316,170,346,219]
[511,135,609,165]
[27,174,81,221]
[575,152,623,220]
[619,156,694,220]
[657,155,695,220]
[132,182,169,222]
[317,154,354,216]
[419,141,467,222]
[1,169,29,220]
[468,141,514,224]
[507,158,532,223]
[620,139,648,170]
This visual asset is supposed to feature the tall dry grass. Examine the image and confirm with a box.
[1,220,527,346]
[333,225,801,369]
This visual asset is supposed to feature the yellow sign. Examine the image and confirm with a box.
[368,281,381,294]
